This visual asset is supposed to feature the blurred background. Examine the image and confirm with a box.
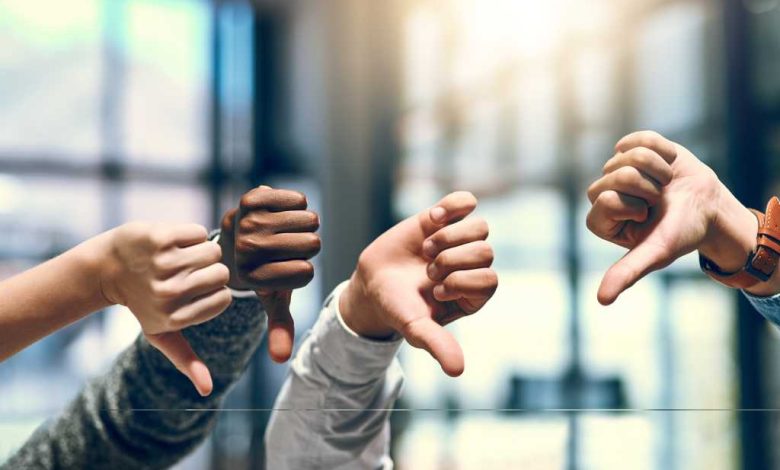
[1,0,780,468]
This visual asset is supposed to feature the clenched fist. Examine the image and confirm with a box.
[101,222,232,396]
[586,130,760,304]
[219,186,321,363]
[340,191,498,377]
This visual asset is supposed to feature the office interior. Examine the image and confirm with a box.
[2,0,780,468]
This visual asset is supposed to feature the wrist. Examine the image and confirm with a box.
[339,273,396,340]
[82,230,118,308]
[699,183,758,273]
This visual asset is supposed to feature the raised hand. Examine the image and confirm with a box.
[219,186,320,363]
[340,191,498,377]
[586,130,758,305]
[101,222,232,396]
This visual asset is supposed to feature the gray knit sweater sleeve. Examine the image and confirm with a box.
[3,297,266,470]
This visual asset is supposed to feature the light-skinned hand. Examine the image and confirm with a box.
[101,222,232,396]
[340,191,498,377]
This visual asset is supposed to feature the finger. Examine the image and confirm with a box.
[401,317,464,377]
[587,166,662,206]
[603,147,674,186]
[177,263,231,301]
[427,241,494,282]
[239,187,308,214]
[615,131,678,164]
[155,241,223,276]
[266,211,321,234]
[586,191,648,243]
[240,260,315,291]
[220,207,238,233]
[146,331,213,397]
[168,287,232,329]
[433,268,499,302]
[238,232,321,261]
[419,191,478,237]
[170,224,210,248]
[422,216,489,259]
[237,210,320,235]
[259,290,294,363]
[597,240,672,305]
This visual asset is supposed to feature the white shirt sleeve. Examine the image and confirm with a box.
[265,281,404,470]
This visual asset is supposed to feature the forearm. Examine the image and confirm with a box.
[265,282,403,470]
[4,297,266,470]
[0,232,113,360]
[699,184,780,297]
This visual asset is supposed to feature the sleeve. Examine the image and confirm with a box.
[2,297,266,470]
[743,291,780,327]
[265,281,405,470]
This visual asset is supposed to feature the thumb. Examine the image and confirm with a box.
[598,240,672,306]
[259,290,295,363]
[146,331,213,397]
[402,317,464,377]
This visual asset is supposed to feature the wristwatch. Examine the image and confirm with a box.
[700,196,780,289]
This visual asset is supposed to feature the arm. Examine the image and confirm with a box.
[266,192,498,468]
[0,222,232,396]
[265,283,403,470]
[585,130,780,318]
[3,187,321,469]
[3,297,266,470]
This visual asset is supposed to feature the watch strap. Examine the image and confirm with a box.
[700,197,780,288]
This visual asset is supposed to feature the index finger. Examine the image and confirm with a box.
[171,224,210,248]
[419,191,478,237]
[615,131,678,164]
[239,186,308,213]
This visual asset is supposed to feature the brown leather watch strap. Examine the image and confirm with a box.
[748,196,780,280]
[699,198,780,289]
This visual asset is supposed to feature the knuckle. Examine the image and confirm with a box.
[478,241,495,263]
[209,241,223,261]
[239,192,259,210]
[308,235,322,255]
[152,280,182,300]
[435,251,451,269]
[165,314,188,331]
[482,270,499,289]
[595,189,618,206]
[238,216,258,233]
[293,191,308,207]
[149,228,171,248]
[473,217,489,238]
[235,235,269,256]
[300,261,315,279]
[220,207,237,230]
[615,166,639,185]
[307,211,321,229]
[215,288,233,309]
[215,263,231,284]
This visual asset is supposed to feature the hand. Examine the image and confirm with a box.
[340,191,498,377]
[586,130,759,305]
[219,186,320,363]
[101,222,232,396]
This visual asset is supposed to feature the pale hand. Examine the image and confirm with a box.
[587,131,758,305]
[341,191,498,377]
[101,222,232,396]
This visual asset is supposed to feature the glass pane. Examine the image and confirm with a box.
[122,0,210,168]
[0,0,101,159]
[634,2,708,133]
[122,181,210,225]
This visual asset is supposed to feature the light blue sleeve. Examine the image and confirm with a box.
[265,281,404,470]
[743,291,780,326]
